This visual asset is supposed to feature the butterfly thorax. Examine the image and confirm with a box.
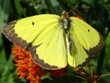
[60,11,71,33]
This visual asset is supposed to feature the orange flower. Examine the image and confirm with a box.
[92,74,98,83]
[50,68,66,77]
[12,45,66,83]
[13,45,46,83]
[75,15,83,20]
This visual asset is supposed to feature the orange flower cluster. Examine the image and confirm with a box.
[12,45,66,83]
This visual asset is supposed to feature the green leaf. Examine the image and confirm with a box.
[44,0,63,14]
[14,0,26,17]
[0,0,11,37]
[101,32,110,73]
[81,0,94,4]
[41,74,53,80]
[0,53,15,82]
[99,69,110,82]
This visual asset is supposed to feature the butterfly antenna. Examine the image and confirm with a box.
[68,5,78,14]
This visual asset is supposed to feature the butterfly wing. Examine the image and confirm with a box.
[68,17,105,67]
[3,14,67,70]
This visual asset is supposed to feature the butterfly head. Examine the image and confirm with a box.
[61,10,69,19]
[60,11,71,33]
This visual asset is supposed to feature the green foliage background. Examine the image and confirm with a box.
[0,0,110,83]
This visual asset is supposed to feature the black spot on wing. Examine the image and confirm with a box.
[32,21,34,25]
[88,29,90,32]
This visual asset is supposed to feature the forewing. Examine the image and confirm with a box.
[3,14,67,70]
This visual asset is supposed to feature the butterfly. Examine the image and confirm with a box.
[3,10,105,70]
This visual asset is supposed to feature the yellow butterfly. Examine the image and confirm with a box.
[3,11,105,70]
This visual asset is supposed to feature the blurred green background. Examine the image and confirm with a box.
[0,0,110,83]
